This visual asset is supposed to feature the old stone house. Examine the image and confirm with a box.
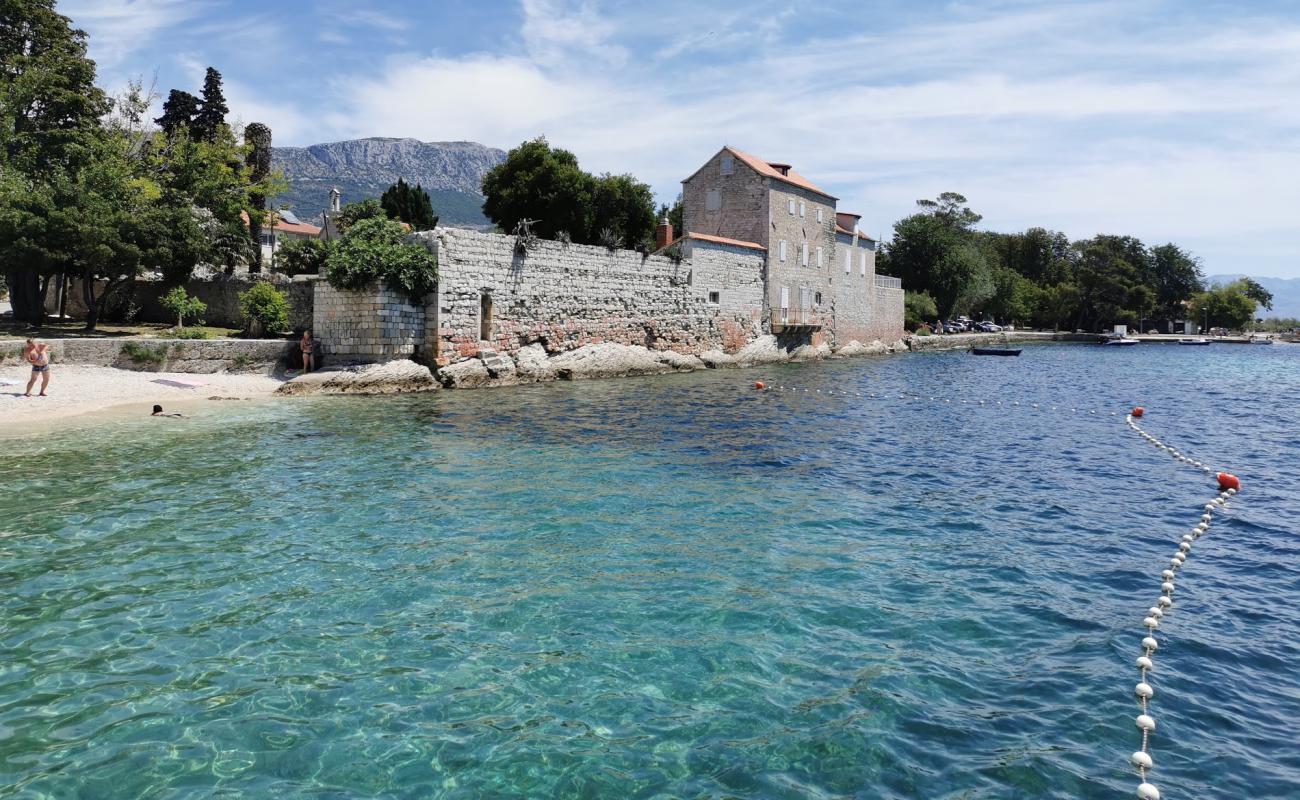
[680,146,901,345]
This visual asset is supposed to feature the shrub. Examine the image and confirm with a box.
[324,216,438,302]
[904,290,939,331]
[120,341,168,366]
[160,287,207,328]
[238,282,290,336]
[276,237,332,276]
[168,327,210,339]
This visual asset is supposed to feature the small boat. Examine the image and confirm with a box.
[971,347,1021,356]
[1248,335,1273,345]
[1178,338,1211,346]
[1100,334,1140,346]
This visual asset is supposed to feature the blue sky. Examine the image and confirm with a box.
[62,0,1300,278]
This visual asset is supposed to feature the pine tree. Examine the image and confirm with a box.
[193,67,229,142]
[244,122,273,272]
[155,89,200,137]
[381,178,438,231]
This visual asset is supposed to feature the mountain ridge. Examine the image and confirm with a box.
[271,137,505,226]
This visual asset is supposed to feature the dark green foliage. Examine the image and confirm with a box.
[881,192,1210,330]
[1191,280,1262,330]
[238,281,290,335]
[155,90,200,137]
[192,67,229,143]
[336,199,386,234]
[244,122,272,272]
[481,137,656,248]
[324,216,437,302]
[120,341,168,366]
[903,291,938,331]
[380,178,438,231]
[276,237,332,276]
[590,173,656,250]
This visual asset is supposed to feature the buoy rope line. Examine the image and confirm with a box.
[1125,408,1240,800]
[752,383,1244,800]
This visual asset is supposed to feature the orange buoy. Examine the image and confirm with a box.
[1132,406,1145,418]
[755,381,765,390]
[1217,472,1241,492]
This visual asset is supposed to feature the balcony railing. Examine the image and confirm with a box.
[874,275,902,290]
[772,308,822,332]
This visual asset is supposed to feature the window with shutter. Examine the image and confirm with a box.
[799,201,805,218]
[816,247,823,267]
[860,251,867,276]
[801,242,808,266]
[844,249,851,274]
[779,240,787,262]
[788,199,795,215]
[817,208,823,223]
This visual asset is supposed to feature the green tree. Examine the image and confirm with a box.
[0,0,111,323]
[481,137,594,242]
[238,281,290,336]
[903,290,938,331]
[276,237,332,276]
[1237,277,1273,312]
[1191,281,1259,331]
[1070,235,1147,331]
[324,216,437,302]
[244,122,272,272]
[1146,244,1204,321]
[380,178,438,230]
[915,191,982,230]
[983,265,1035,323]
[155,89,200,137]
[590,172,656,249]
[192,67,228,143]
[160,286,206,328]
[1035,282,1080,331]
[336,198,387,234]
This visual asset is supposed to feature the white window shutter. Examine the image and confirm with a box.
[801,242,808,266]
[816,246,823,267]
[788,199,795,215]
[860,251,867,276]
[844,249,851,273]
[799,201,805,218]
[817,209,823,223]
[780,240,787,262]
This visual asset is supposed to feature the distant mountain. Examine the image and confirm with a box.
[271,138,505,226]
[1206,274,1300,319]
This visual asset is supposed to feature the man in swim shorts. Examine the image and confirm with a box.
[23,339,50,397]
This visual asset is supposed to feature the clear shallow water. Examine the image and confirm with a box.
[2,343,1298,799]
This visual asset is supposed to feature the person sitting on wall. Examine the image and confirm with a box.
[300,330,316,374]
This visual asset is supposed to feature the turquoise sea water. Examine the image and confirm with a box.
[2,344,1298,799]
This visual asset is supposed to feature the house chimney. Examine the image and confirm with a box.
[655,217,674,250]
[329,186,341,213]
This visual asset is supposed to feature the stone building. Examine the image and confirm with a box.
[680,146,901,346]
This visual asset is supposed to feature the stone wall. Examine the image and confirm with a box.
[312,281,427,362]
[681,148,770,249]
[0,338,293,373]
[416,228,766,363]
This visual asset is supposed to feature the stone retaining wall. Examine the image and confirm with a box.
[905,331,1095,351]
[414,228,767,363]
[0,338,294,373]
[311,282,427,362]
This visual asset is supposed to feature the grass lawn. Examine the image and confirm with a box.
[0,318,242,341]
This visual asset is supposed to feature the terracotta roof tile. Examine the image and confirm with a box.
[685,231,767,252]
[725,147,837,200]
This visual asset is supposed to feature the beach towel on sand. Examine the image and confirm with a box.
[152,378,208,389]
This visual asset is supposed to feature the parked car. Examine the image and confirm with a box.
[976,321,1003,332]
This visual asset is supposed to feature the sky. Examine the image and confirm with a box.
[60,0,1300,279]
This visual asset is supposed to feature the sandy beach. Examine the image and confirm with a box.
[0,364,285,434]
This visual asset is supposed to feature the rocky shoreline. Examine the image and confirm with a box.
[275,335,909,396]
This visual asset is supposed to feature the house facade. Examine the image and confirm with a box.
[680,146,900,346]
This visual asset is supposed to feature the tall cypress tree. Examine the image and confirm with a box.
[244,122,272,273]
[381,178,438,231]
[193,67,229,142]
[155,89,200,137]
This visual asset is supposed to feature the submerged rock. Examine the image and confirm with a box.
[276,360,438,395]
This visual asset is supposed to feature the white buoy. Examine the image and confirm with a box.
[1157,597,1172,608]
[1131,751,1154,770]
[1179,542,1191,553]
[1143,616,1160,629]
[1148,607,1164,619]
[1161,582,1175,593]
[1136,714,1156,731]
[1138,782,1161,800]
[1135,682,1154,699]
[1162,570,1175,580]
[1136,655,1154,670]
[1142,636,1159,651]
